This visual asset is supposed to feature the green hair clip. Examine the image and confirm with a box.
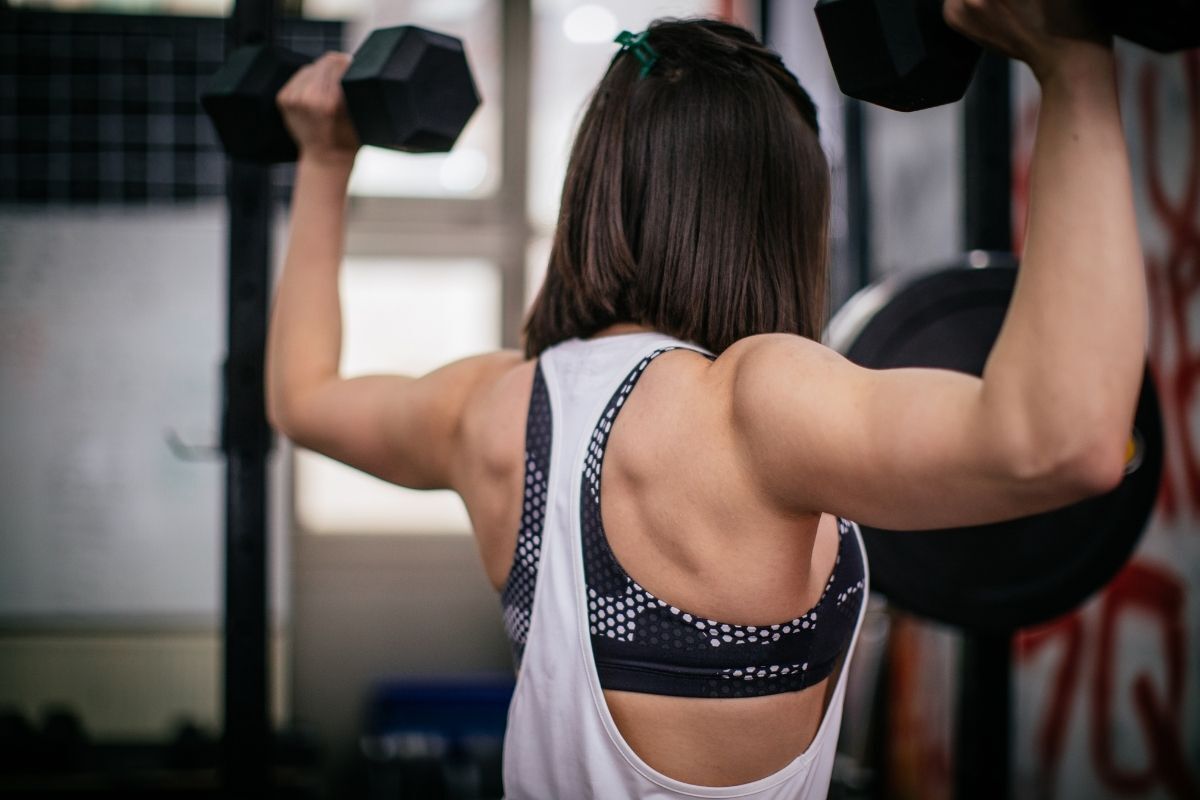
[614,29,659,79]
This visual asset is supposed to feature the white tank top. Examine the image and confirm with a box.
[502,332,869,799]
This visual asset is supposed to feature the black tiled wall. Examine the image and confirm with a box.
[0,8,343,204]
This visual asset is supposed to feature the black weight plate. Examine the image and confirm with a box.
[830,264,1163,631]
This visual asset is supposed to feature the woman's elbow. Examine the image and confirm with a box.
[265,380,313,440]
[1036,435,1128,503]
[265,405,288,437]
[265,394,306,442]
[1068,436,1129,497]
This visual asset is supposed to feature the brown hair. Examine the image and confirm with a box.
[523,18,830,358]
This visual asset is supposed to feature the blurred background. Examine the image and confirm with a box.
[0,0,1197,798]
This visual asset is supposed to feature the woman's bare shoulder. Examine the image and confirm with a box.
[458,353,538,474]
[706,333,844,411]
[714,333,836,371]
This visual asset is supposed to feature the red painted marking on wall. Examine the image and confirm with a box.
[1091,562,1191,796]
[1017,561,1197,798]
[1140,52,1200,520]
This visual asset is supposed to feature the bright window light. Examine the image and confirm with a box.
[562,4,619,43]
[526,235,553,310]
[412,0,486,22]
[295,258,502,534]
[349,144,495,199]
[530,1,720,229]
[439,148,490,194]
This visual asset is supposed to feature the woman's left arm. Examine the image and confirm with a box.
[268,353,524,489]
[264,53,521,490]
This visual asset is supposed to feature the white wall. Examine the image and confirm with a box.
[0,203,511,756]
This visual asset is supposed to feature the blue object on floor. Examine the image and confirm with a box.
[360,674,515,799]
[363,673,515,741]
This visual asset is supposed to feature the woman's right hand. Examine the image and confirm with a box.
[276,52,360,166]
[943,0,1111,82]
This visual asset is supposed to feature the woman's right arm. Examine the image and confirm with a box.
[722,0,1145,530]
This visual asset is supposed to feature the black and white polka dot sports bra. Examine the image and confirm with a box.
[500,347,866,698]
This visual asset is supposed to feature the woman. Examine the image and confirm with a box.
[267,1,1143,796]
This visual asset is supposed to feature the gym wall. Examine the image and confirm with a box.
[0,205,292,736]
[0,8,338,741]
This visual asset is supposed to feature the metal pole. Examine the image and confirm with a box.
[220,0,276,794]
[963,51,1013,252]
[956,50,1013,800]
[844,97,872,292]
[955,632,1012,800]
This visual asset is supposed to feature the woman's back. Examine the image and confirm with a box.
[462,330,865,793]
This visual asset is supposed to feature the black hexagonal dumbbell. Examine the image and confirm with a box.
[201,26,480,163]
[814,0,1200,112]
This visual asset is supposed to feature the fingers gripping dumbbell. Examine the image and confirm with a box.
[202,26,480,163]
[814,0,1200,112]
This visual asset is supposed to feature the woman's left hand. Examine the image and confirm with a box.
[276,52,360,165]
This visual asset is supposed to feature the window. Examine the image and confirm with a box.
[294,257,502,534]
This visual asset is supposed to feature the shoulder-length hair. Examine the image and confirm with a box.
[523,18,830,358]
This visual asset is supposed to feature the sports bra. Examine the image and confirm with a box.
[500,344,865,698]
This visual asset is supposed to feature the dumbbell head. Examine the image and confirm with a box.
[202,26,479,163]
[815,0,980,112]
[1103,0,1200,53]
[341,26,480,154]
[815,0,1200,114]
[201,45,311,163]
